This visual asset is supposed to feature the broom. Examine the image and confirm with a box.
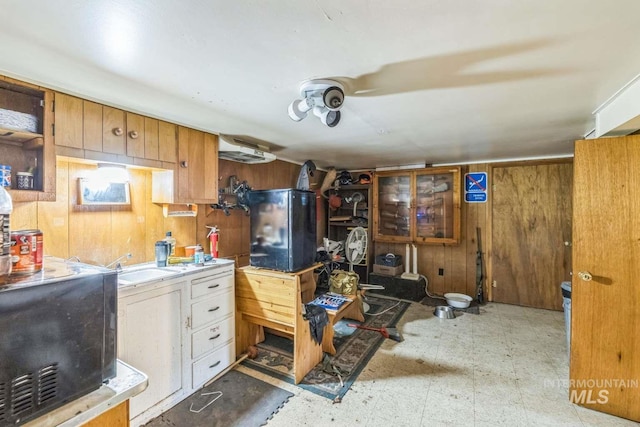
[347,323,404,342]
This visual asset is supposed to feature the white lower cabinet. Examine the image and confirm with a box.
[117,263,235,426]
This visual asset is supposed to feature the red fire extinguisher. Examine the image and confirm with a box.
[206,226,219,258]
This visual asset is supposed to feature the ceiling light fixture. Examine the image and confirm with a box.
[288,79,345,127]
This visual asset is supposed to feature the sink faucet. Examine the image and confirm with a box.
[106,253,132,272]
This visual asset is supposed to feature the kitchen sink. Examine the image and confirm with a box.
[117,268,179,285]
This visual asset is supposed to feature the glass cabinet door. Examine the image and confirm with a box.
[415,171,456,242]
[373,167,461,245]
[374,173,412,240]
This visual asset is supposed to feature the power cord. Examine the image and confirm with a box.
[419,274,446,300]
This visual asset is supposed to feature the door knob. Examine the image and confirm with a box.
[577,271,593,282]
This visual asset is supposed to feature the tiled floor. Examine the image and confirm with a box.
[237,300,640,427]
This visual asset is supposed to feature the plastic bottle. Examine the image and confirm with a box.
[163,231,176,256]
[194,244,204,264]
[0,185,13,279]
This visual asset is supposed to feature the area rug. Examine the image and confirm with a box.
[144,369,293,427]
[241,295,410,401]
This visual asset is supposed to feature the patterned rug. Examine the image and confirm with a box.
[241,294,410,401]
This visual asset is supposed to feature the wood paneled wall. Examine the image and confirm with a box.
[12,158,324,268]
[374,164,490,298]
[12,159,194,266]
[195,159,326,266]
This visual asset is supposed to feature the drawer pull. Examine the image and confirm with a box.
[209,361,221,369]
[208,306,220,312]
[208,284,220,289]
[209,334,221,340]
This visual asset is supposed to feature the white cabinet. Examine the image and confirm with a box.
[186,265,235,389]
[117,263,235,426]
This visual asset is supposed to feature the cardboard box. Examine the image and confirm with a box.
[373,264,404,276]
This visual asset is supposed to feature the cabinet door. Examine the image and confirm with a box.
[373,172,412,242]
[102,106,125,154]
[144,117,159,160]
[118,283,185,419]
[414,168,460,244]
[373,168,461,245]
[83,100,103,152]
[125,112,145,158]
[158,121,177,163]
[177,127,218,203]
[54,93,83,149]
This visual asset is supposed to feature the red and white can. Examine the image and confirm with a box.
[10,229,43,275]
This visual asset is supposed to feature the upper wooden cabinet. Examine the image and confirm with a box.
[152,127,218,205]
[372,166,461,245]
[55,93,176,168]
[177,126,218,203]
[0,75,55,202]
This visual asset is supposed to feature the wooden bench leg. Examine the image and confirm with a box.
[322,299,365,355]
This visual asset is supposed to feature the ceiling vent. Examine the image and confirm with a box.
[218,135,276,164]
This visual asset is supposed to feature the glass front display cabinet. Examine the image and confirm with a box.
[373,167,461,245]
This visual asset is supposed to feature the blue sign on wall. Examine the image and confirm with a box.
[464,172,488,203]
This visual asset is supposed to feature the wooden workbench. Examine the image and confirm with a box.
[235,264,323,384]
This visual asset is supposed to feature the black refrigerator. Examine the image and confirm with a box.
[247,189,317,272]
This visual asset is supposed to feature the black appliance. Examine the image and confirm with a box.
[0,257,117,426]
[247,189,316,272]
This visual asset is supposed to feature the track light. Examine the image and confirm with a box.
[313,106,341,127]
[288,79,344,127]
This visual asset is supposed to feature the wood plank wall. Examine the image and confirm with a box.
[195,160,326,266]
[12,158,325,268]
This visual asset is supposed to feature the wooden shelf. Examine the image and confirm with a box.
[0,128,43,146]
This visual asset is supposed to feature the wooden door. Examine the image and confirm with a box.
[491,162,572,310]
[571,136,640,421]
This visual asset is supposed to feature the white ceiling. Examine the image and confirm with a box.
[2,1,640,170]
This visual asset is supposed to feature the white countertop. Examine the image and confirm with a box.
[117,259,235,289]
[24,360,148,427]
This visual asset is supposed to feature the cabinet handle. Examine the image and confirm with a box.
[207,284,220,289]
[208,306,220,312]
[209,334,221,340]
[180,161,188,168]
[128,130,139,139]
[113,127,123,136]
[209,361,221,369]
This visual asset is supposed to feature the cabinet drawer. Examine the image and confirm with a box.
[191,289,234,329]
[192,343,234,389]
[191,316,234,359]
[190,270,233,299]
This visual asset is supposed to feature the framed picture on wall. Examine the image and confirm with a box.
[78,178,131,205]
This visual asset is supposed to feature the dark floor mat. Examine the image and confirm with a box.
[144,369,293,427]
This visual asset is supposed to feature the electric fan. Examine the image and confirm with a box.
[344,192,365,218]
[345,226,367,271]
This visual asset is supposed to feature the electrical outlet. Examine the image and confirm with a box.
[438,268,444,276]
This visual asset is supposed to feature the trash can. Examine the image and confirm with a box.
[561,281,572,354]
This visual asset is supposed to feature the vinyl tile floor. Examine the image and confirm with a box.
[237,301,640,427]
